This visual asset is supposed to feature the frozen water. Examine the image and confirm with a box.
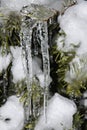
[33,57,52,88]
[35,93,77,130]
[10,46,51,87]
[39,22,50,122]
[80,90,87,119]
[83,91,87,119]
[83,91,87,108]
[80,90,87,108]
[0,96,24,130]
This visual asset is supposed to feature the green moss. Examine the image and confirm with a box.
[15,79,44,130]
[73,111,84,129]
[50,43,87,97]
[50,45,75,95]
[0,11,21,49]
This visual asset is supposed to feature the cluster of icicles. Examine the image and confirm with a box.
[20,15,50,124]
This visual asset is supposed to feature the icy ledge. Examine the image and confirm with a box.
[0,96,24,130]
[35,93,77,130]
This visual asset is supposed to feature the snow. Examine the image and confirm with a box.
[1,0,85,12]
[0,96,24,130]
[0,1,86,129]
[0,48,11,73]
[11,46,26,83]
[58,1,87,54]
[57,1,87,83]
[1,0,32,11]
[35,93,77,130]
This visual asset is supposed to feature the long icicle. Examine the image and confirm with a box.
[37,21,50,123]
[20,18,33,122]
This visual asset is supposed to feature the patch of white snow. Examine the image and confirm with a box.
[35,93,77,130]
[0,96,24,130]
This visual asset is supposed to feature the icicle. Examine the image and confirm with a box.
[20,4,58,127]
[2,71,7,104]
[37,21,50,123]
[32,28,39,56]
[20,17,33,122]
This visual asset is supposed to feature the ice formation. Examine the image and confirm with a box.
[33,57,52,88]
[83,91,87,119]
[0,96,24,130]
[80,90,87,107]
[35,93,77,130]
[83,91,87,108]
[57,1,87,83]
[10,46,51,87]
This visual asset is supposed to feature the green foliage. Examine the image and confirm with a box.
[51,28,87,97]
[0,11,21,50]
[15,78,44,130]
[63,0,77,8]
[50,45,75,95]
[66,79,87,97]
[0,61,13,106]
[73,111,84,129]
[5,11,21,46]
[24,117,36,130]
[52,44,87,97]
[66,54,87,97]
[16,79,43,106]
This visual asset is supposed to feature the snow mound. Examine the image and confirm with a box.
[0,96,24,130]
[57,1,87,83]
[35,93,77,130]
[58,1,87,55]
